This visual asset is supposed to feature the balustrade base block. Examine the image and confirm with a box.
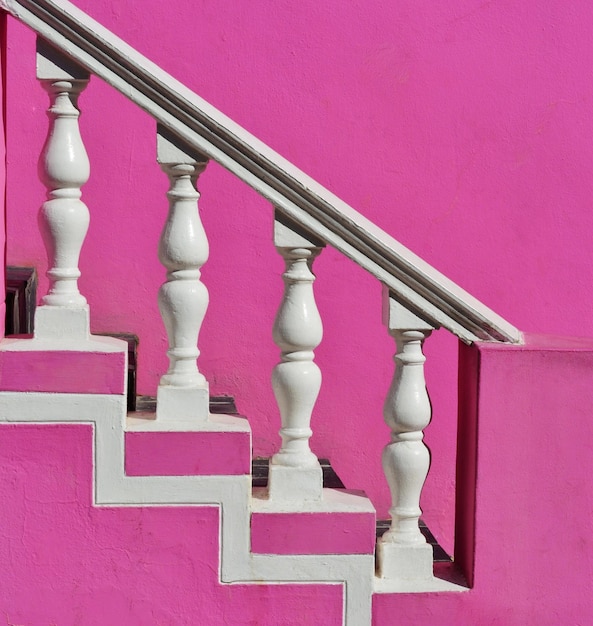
[267,463,323,502]
[376,540,434,581]
[34,305,90,340]
[156,385,209,421]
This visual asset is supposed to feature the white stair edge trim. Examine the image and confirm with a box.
[0,392,373,626]
[1,0,521,344]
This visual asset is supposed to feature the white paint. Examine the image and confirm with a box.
[245,554,375,626]
[377,293,436,582]
[126,410,251,433]
[0,391,374,625]
[34,304,90,340]
[269,218,324,502]
[377,541,433,581]
[0,332,126,353]
[0,3,499,620]
[374,561,468,593]
[156,126,210,421]
[36,40,90,340]
[252,486,376,514]
[4,0,522,344]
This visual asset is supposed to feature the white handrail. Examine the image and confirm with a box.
[1,0,522,344]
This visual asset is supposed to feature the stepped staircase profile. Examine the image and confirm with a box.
[3,2,592,626]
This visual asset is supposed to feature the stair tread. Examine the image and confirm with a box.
[252,457,345,489]
[251,486,375,513]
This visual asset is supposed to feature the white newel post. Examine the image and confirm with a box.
[268,216,325,502]
[35,40,91,339]
[377,290,436,581]
[156,126,210,421]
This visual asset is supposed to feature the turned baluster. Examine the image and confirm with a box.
[268,216,325,502]
[35,39,91,339]
[377,290,436,581]
[156,126,210,421]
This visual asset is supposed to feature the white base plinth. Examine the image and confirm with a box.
[376,540,433,581]
[156,385,209,422]
[34,305,90,340]
[267,463,323,502]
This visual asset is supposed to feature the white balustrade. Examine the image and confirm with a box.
[156,126,210,421]
[377,290,436,581]
[35,40,91,339]
[268,216,325,501]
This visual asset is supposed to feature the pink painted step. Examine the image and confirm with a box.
[125,412,252,476]
[0,336,127,394]
[0,423,343,625]
[251,488,376,555]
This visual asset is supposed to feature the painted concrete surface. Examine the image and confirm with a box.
[374,335,593,625]
[125,429,251,476]
[0,346,126,393]
[6,0,593,555]
[251,488,376,556]
[0,422,343,625]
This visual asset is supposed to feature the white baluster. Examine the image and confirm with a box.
[35,40,91,339]
[156,126,210,421]
[377,290,436,581]
[268,216,325,502]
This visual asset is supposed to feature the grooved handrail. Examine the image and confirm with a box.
[1,0,522,344]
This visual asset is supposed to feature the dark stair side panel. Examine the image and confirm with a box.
[5,266,37,335]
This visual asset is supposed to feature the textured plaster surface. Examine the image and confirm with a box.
[374,336,593,624]
[251,488,376,555]
[0,422,343,625]
[125,429,251,476]
[6,0,593,554]
[0,348,126,393]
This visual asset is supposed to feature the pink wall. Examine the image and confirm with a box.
[375,336,593,624]
[5,0,593,555]
[0,423,343,625]
[1,336,591,625]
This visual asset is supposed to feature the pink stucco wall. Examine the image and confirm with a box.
[0,423,343,625]
[1,336,591,624]
[375,335,593,624]
[5,0,593,556]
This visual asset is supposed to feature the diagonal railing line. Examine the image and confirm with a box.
[1,0,522,344]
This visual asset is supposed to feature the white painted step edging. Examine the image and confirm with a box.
[0,392,373,626]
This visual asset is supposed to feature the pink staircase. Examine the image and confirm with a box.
[3,330,593,625]
[0,423,345,625]
[2,2,593,625]
[0,343,376,625]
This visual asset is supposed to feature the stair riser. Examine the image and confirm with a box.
[125,430,251,476]
[0,349,126,394]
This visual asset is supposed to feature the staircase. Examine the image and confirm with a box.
[3,2,593,625]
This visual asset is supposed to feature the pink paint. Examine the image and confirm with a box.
[251,507,376,555]
[125,430,251,476]
[455,340,479,587]
[374,335,593,624]
[0,423,343,625]
[0,13,5,341]
[0,349,126,394]
[5,0,593,556]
